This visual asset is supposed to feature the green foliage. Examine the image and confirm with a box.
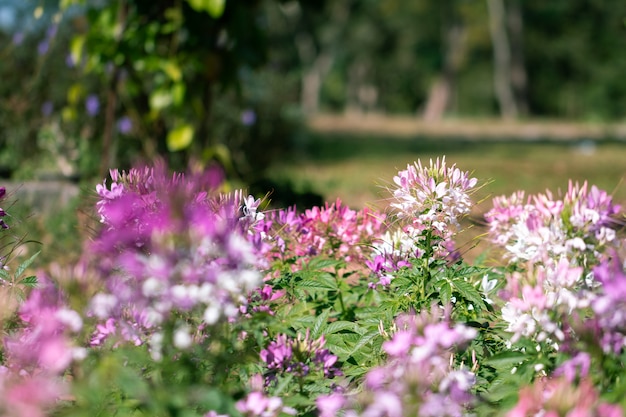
[0,251,40,302]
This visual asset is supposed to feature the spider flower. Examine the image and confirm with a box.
[318,306,477,417]
[89,164,266,353]
[485,181,621,266]
[260,330,342,385]
[390,157,477,229]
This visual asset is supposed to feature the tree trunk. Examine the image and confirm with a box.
[297,31,333,116]
[423,4,466,121]
[507,0,528,115]
[487,0,518,119]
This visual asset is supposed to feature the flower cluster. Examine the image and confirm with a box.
[499,259,593,344]
[485,181,621,266]
[586,255,626,354]
[317,307,477,417]
[487,182,624,351]
[240,284,286,317]
[90,164,265,357]
[390,157,477,228]
[236,391,296,417]
[260,330,342,385]
[1,278,84,416]
[0,187,8,230]
[506,376,622,417]
[259,199,385,271]
[367,158,477,286]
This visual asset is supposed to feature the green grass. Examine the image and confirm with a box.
[269,132,626,213]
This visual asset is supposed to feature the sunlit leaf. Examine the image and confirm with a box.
[67,84,84,105]
[186,0,226,18]
[167,124,194,151]
[162,61,182,82]
[70,35,86,66]
[149,89,173,112]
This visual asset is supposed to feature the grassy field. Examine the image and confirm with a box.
[269,131,626,210]
[266,128,626,261]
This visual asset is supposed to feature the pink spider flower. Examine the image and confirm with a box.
[318,306,477,417]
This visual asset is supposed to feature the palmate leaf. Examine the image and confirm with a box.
[15,250,41,280]
[482,350,530,369]
[347,330,381,358]
[295,275,337,291]
[451,277,486,310]
[439,280,452,305]
[311,309,331,339]
[324,321,365,336]
[306,258,344,271]
[0,268,10,281]
[19,275,38,288]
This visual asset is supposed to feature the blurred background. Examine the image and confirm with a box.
[1,0,625,262]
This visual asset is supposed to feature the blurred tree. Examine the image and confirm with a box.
[486,0,518,118]
[1,0,625,185]
[60,0,273,176]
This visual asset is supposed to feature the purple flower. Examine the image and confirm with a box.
[116,116,133,134]
[46,24,58,40]
[241,109,256,126]
[322,308,477,417]
[260,335,293,372]
[260,331,342,385]
[383,330,413,357]
[554,352,591,382]
[85,94,100,116]
[12,31,24,45]
[236,392,293,417]
[316,393,346,417]
[66,53,76,68]
[37,40,49,55]
[41,101,54,117]
[89,163,264,349]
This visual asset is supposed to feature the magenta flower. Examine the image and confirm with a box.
[89,163,266,352]
[506,377,622,417]
[260,331,342,385]
[236,391,295,417]
[0,186,8,229]
[319,307,477,417]
[259,199,386,275]
[316,393,346,417]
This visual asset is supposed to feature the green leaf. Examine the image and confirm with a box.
[0,268,10,280]
[451,278,486,309]
[296,278,336,291]
[307,258,343,270]
[166,124,194,151]
[483,351,529,368]
[272,373,294,396]
[311,309,331,339]
[15,251,40,280]
[439,281,452,305]
[325,321,364,335]
[149,89,174,112]
[348,330,380,358]
[70,35,86,66]
[186,0,226,18]
[162,60,182,82]
[19,276,38,288]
